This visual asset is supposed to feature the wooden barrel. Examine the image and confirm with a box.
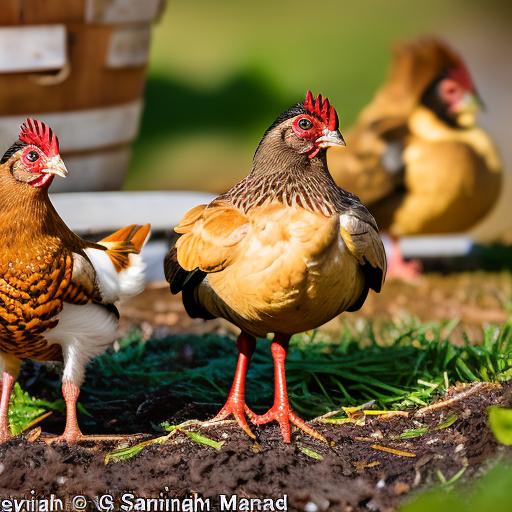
[0,0,166,192]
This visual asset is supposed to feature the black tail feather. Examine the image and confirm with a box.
[163,246,215,320]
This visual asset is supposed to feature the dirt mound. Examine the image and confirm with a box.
[1,382,510,512]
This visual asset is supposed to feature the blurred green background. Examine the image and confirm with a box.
[127,0,511,237]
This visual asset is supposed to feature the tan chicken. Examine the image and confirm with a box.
[328,38,502,278]
[165,92,386,442]
[0,119,150,443]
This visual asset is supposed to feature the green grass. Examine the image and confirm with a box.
[402,463,512,512]
[11,319,512,435]
[8,383,63,436]
[90,319,512,417]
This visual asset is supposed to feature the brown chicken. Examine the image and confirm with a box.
[0,119,150,443]
[328,38,502,278]
[165,92,386,442]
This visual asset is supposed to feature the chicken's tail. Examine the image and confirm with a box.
[95,224,151,301]
[100,224,151,269]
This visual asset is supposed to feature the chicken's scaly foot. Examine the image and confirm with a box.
[252,336,327,443]
[252,406,326,443]
[213,401,257,440]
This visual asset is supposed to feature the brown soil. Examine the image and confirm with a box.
[121,273,511,342]
[1,382,510,512]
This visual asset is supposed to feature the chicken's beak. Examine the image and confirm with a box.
[454,92,482,114]
[44,156,68,178]
[316,128,346,149]
[453,92,482,128]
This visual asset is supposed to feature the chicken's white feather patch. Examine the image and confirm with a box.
[46,303,118,386]
[83,247,147,303]
[118,253,147,299]
[83,248,120,303]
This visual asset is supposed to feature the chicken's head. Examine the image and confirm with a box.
[423,62,482,128]
[259,91,345,161]
[0,119,67,188]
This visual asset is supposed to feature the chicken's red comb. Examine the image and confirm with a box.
[304,90,339,131]
[448,64,475,92]
[19,118,60,157]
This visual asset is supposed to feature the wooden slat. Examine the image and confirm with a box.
[0,99,143,153]
[1,0,165,26]
[106,27,151,68]
[0,25,146,114]
[0,0,22,25]
[20,0,85,24]
[0,26,66,73]
[85,0,164,24]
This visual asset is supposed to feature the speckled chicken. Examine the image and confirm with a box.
[165,92,386,442]
[328,38,502,278]
[0,119,150,443]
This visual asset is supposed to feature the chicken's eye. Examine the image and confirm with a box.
[440,79,461,101]
[298,118,313,130]
[26,150,39,162]
[445,85,458,96]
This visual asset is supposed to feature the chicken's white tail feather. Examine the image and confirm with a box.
[119,253,147,299]
[84,247,147,303]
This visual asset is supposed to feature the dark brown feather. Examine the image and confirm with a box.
[164,246,213,319]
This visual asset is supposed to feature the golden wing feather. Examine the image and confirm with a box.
[175,200,249,273]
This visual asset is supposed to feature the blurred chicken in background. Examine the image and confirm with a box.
[328,37,502,279]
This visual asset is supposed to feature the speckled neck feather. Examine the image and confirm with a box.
[0,156,83,254]
[220,109,358,218]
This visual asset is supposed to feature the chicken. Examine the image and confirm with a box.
[164,92,386,442]
[328,38,502,278]
[0,119,150,443]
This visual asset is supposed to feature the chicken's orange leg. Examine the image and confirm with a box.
[212,332,257,439]
[44,381,138,444]
[56,380,83,443]
[0,371,15,443]
[252,335,326,443]
[387,235,422,280]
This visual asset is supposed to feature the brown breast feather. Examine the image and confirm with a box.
[0,240,96,361]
